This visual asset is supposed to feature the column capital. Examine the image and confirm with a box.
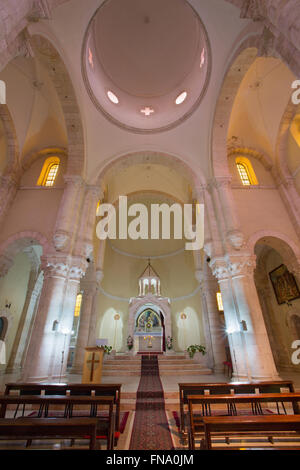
[41,254,87,281]
[210,254,257,281]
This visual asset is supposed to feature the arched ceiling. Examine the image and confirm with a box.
[0,54,67,162]
[228,56,295,159]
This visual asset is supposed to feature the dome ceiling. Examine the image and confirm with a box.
[82,0,211,133]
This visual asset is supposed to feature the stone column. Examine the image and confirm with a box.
[74,186,103,259]
[214,177,245,250]
[211,254,280,381]
[53,175,85,252]
[49,261,85,380]
[196,266,227,374]
[6,270,42,373]
[70,279,98,374]
[87,270,103,347]
[22,255,86,381]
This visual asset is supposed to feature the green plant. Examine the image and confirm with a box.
[186,344,206,359]
[104,345,112,355]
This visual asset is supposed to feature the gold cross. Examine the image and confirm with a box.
[87,352,100,382]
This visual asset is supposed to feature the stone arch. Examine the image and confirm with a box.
[248,230,300,266]
[29,34,85,177]
[21,147,67,173]
[228,146,273,173]
[95,150,205,192]
[0,104,19,176]
[211,35,261,179]
[0,231,51,279]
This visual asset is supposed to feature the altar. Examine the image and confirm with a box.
[127,261,172,355]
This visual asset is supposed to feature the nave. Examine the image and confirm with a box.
[0,355,300,451]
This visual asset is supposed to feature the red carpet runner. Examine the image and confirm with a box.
[129,355,174,450]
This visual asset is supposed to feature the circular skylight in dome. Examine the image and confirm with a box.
[107,90,119,104]
[175,91,188,105]
[82,0,211,133]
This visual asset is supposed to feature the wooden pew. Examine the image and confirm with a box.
[0,395,115,450]
[187,392,300,450]
[200,415,300,450]
[179,380,297,433]
[4,382,122,431]
[0,418,99,450]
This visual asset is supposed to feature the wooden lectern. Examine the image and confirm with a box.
[82,347,104,384]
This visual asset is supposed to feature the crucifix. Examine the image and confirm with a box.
[82,347,104,384]
[87,352,100,382]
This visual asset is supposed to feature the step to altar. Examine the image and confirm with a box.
[102,354,212,376]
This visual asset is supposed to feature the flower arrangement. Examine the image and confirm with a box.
[166,336,173,350]
[186,344,206,359]
[127,335,133,350]
[103,345,112,355]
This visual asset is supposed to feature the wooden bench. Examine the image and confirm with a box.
[179,380,297,433]
[0,395,115,450]
[187,392,300,449]
[4,382,122,431]
[200,415,300,450]
[0,418,99,450]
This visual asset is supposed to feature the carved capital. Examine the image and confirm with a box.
[210,254,257,281]
[41,256,69,280]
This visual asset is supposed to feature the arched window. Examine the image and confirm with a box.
[236,157,258,186]
[216,292,224,312]
[37,156,60,187]
[74,293,83,317]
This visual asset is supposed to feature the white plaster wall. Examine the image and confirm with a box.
[232,188,299,245]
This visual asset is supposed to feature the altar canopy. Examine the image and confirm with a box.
[128,262,172,354]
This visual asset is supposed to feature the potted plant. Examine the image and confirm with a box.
[127,335,133,350]
[186,344,206,359]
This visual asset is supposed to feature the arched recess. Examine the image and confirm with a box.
[0,232,45,373]
[0,230,51,261]
[253,233,300,371]
[29,34,85,177]
[0,104,19,176]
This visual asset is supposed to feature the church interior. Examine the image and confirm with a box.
[0,0,300,452]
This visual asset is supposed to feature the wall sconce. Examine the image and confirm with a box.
[240,320,248,331]
[52,320,59,332]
